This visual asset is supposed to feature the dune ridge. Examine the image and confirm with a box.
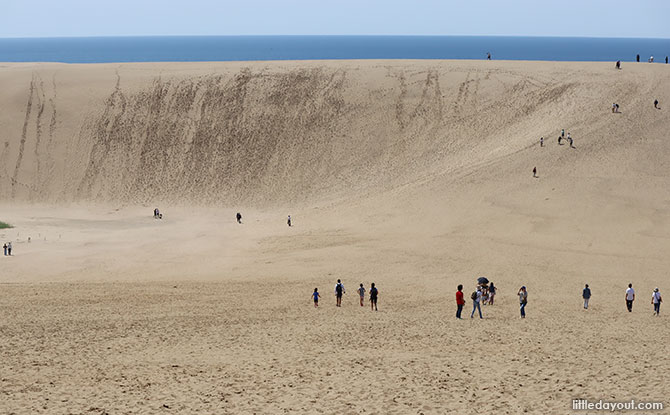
[2,60,665,206]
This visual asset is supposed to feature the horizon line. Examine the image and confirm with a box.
[2,34,670,41]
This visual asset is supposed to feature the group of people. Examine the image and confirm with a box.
[313,279,378,311]
[534,129,575,177]
[635,54,668,63]
[557,129,574,148]
[624,283,663,316]
[457,282,525,319]
[2,242,12,256]
[455,281,663,319]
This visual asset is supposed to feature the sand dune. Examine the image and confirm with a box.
[1,60,669,414]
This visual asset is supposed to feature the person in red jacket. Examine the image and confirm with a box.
[456,284,465,319]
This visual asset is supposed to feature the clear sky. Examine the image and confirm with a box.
[3,0,670,38]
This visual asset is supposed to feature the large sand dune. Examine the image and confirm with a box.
[1,61,669,414]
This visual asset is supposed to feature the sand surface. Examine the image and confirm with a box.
[1,60,669,414]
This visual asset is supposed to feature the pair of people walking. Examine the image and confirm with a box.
[360,283,379,311]
[3,242,12,256]
[624,283,662,315]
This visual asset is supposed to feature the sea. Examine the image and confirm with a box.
[0,36,669,64]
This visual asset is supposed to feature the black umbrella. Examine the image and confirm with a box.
[477,277,489,285]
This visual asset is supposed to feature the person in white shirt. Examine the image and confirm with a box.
[625,283,635,312]
[470,286,483,319]
[652,288,662,316]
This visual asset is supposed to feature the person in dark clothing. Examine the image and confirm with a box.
[335,279,345,307]
[369,283,378,311]
[636,54,640,62]
[236,212,242,224]
[583,284,592,309]
[532,167,537,178]
[654,99,659,109]
[666,56,668,64]
[616,60,621,69]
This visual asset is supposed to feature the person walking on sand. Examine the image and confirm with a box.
[652,288,662,316]
[654,99,659,109]
[561,129,565,139]
[488,282,497,305]
[312,288,320,308]
[3,243,6,256]
[456,284,465,319]
[335,279,345,307]
[612,103,617,113]
[636,54,640,62]
[236,212,242,224]
[7,242,11,256]
[666,56,668,64]
[287,215,292,227]
[616,60,621,69]
[370,283,378,311]
[540,137,544,147]
[532,167,537,178]
[583,284,591,309]
[626,283,635,312]
[358,283,366,306]
[518,286,528,318]
[471,286,483,319]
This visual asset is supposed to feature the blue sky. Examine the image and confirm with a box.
[3,0,669,38]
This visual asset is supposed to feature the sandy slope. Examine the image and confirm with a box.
[1,60,669,414]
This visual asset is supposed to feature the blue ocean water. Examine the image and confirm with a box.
[0,36,668,63]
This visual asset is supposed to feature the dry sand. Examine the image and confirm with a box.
[1,60,669,414]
